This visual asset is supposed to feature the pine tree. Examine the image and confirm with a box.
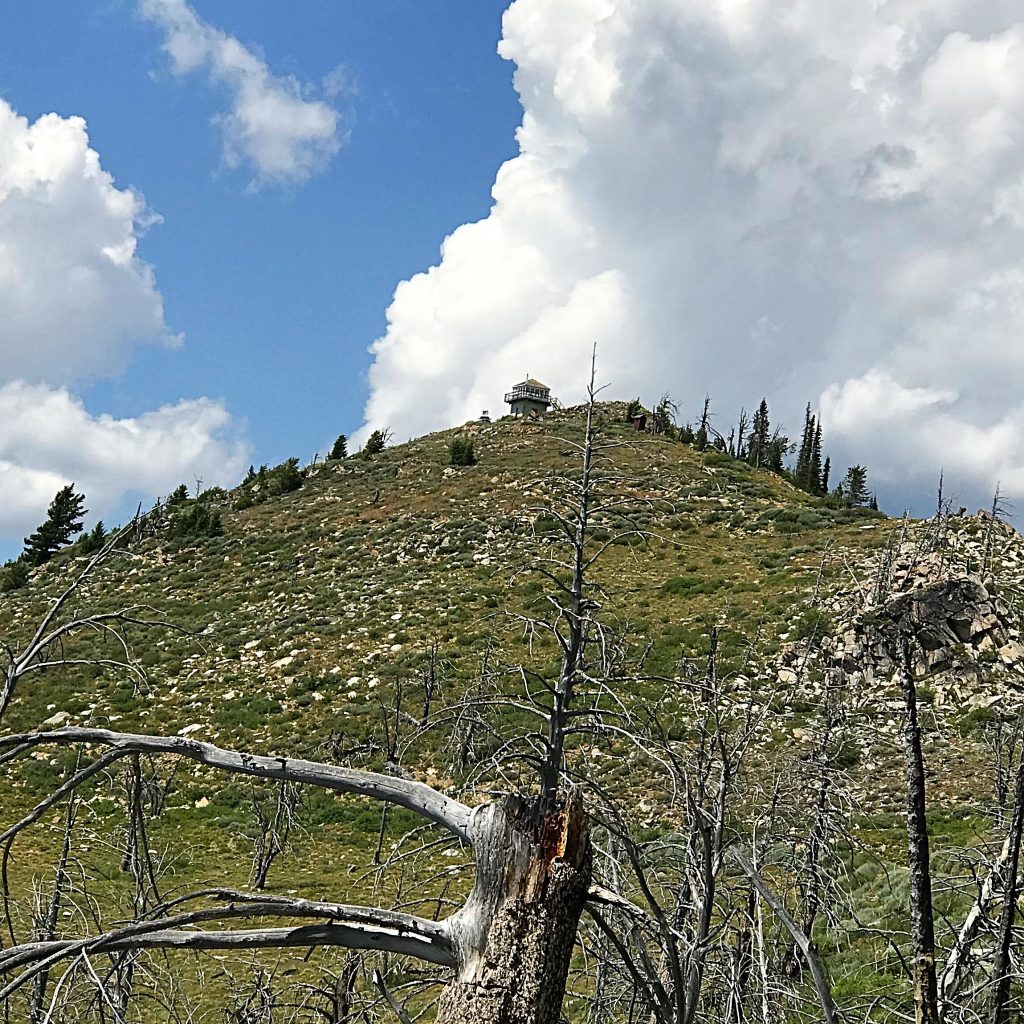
[0,559,29,592]
[697,395,711,437]
[810,420,824,494]
[795,404,814,489]
[23,485,87,566]
[843,465,870,507]
[821,456,831,495]
[81,521,107,555]
[653,394,678,436]
[448,436,477,466]
[748,399,771,468]
[359,429,391,460]
[329,434,348,460]
[767,429,790,473]
[166,484,189,507]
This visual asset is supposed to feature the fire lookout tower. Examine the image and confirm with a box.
[504,377,552,418]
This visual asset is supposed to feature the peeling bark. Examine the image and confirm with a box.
[438,795,592,1024]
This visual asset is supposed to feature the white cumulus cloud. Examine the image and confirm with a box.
[361,0,1024,511]
[139,0,344,187]
[0,383,251,549]
[0,383,249,537]
[0,97,249,549]
[0,99,172,383]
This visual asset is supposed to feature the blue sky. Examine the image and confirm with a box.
[12,0,517,441]
[2,0,1024,555]
[0,1,519,553]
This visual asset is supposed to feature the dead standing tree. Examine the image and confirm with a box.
[0,368,623,1024]
[578,629,844,1024]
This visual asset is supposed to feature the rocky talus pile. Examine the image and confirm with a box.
[778,512,1024,712]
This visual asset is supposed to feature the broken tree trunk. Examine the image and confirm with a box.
[437,795,592,1024]
[898,641,939,1024]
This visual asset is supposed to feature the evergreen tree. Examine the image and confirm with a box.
[0,559,29,592]
[80,521,107,555]
[23,485,86,566]
[359,429,391,460]
[696,395,711,438]
[795,404,814,489]
[842,465,870,507]
[169,502,223,539]
[166,484,189,507]
[748,399,771,468]
[810,420,824,494]
[821,455,831,495]
[735,408,749,461]
[653,394,679,436]
[329,434,348,460]
[269,457,303,495]
[767,430,790,473]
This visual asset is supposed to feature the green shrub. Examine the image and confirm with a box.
[234,458,304,509]
[661,575,722,597]
[448,436,477,466]
[168,501,223,539]
[0,559,29,592]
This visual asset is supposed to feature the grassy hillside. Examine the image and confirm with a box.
[3,403,1020,1020]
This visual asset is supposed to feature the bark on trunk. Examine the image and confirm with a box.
[438,795,591,1024]
[899,644,939,1024]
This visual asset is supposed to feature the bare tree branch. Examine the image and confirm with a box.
[0,727,473,840]
[729,847,840,1024]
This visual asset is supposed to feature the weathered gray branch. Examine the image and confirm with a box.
[938,832,1012,1013]
[0,898,455,996]
[1,520,150,718]
[730,847,840,1024]
[13,922,453,971]
[0,727,472,840]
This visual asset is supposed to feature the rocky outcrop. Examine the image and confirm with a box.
[777,515,1024,710]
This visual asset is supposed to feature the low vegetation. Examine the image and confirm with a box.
[0,400,1018,1023]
